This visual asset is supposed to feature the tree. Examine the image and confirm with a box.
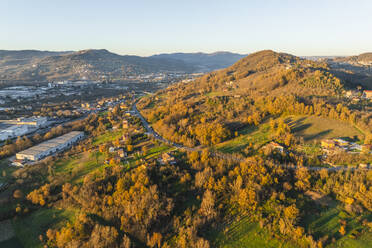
[89,224,118,247]
[121,234,131,248]
[199,190,217,220]
[13,189,24,199]
[127,145,133,152]
[147,232,162,248]
[339,225,346,236]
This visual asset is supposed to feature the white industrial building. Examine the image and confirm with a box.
[0,117,49,141]
[16,131,84,161]
[0,117,48,127]
[0,125,31,141]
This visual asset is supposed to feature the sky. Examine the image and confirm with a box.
[1,0,372,56]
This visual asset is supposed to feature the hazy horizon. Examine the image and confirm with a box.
[2,0,372,56]
[0,48,359,58]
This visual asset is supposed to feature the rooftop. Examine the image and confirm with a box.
[17,131,83,156]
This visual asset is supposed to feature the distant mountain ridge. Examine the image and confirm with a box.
[0,49,196,81]
[0,50,72,67]
[0,49,245,82]
[333,52,372,64]
[150,51,246,72]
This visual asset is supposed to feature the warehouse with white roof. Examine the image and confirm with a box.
[16,131,84,161]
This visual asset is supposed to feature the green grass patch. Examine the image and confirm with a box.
[145,145,172,159]
[92,129,123,146]
[285,115,364,142]
[13,207,75,248]
[328,232,372,248]
[302,204,372,247]
[54,151,105,184]
[205,91,225,97]
[0,159,18,184]
[208,216,296,248]
[216,124,270,154]
[0,237,23,248]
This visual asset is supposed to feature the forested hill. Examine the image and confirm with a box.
[138,50,371,148]
[183,50,344,97]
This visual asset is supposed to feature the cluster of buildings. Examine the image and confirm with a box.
[0,86,47,101]
[80,96,126,112]
[0,117,49,141]
[321,138,371,154]
[13,131,84,165]
[345,89,372,101]
[125,72,191,83]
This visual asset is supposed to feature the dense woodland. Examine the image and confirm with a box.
[17,146,372,247]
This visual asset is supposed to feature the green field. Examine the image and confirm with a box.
[54,150,105,184]
[303,204,372,248]
[216,114,364,154]
[216,124,270,154]
[0,237,23,248]
[286,115,364,142]
[12,208,75,248]
[144,145,172,159]
[0,159,17,184]
[92,129,124,146]
[208,216,296,248]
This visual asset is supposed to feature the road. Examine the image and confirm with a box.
[132,102,188,150]
[132,102,371,171]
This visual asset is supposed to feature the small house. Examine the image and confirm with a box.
[266,142,284,153]
[334,139,349,148]
[118,149,127,158]
[11,159,25,167]
[160,152,176,165]
[122,120,129,129]
[359,163,370,169]
[362,90,372,99]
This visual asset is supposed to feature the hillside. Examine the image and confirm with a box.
[0,49,247,82]
[150,51,246,72]
[0,49,196,81]
[335,52,372,64]
[0,65,371,248]
[186,50,343,96]
[329,52,372,90]
[138,50,371,148]
[0,50,72,66]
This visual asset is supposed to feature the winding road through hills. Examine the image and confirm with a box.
[132,102,370,171]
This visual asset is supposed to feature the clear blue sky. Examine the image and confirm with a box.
[1,0,372,56]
